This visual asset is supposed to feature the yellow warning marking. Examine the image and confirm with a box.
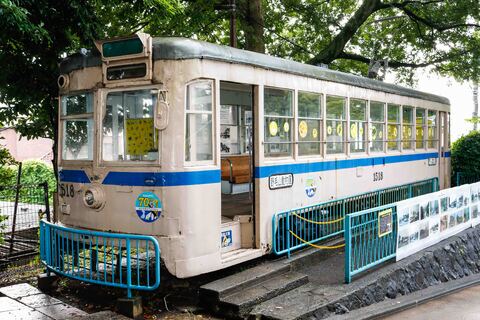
[289,230,345,249]
[291,212,344,225]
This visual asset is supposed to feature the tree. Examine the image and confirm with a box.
[0,0,102,176]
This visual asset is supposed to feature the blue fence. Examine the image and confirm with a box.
[344,204,397,283]
[39,220,160,297]
[272,178,437,256]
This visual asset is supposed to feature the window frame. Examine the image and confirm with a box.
[349,98,368,154]
[402,106,414,151]
[387,103,401,152]
[415,107,426,150]
[100,87,161,165]
[297,90,323,157]
[263,86,295,159]
[427,109,438,149]
[325,95,347,156]
[184,79,215,166]
[368,101,386,154]
[59,91,95,163]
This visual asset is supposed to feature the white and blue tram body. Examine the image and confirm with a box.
[56,34,450,279]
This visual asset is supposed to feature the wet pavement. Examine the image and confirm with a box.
[384,284,480,320]
[0,283,128,319]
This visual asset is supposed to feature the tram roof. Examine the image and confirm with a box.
[60,37,449,105]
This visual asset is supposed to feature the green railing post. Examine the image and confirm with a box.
[408,183,412,199]
[286,211,291,258]
[456,172,461,187]
[344,215,352,284]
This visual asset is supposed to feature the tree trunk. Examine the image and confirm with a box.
[309,0,383,65]
[241,0,265,53]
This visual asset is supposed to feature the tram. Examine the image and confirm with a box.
[55,33,450,278]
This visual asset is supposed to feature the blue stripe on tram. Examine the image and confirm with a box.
[254,152,440,178]
[59,152,446,186]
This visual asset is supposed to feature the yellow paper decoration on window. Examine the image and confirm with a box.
[312,128,318,139]
[327,126,332,135]
[408,127,412,137]
[350,123,357,138]
[283,121,290,133]
[126,118,155,156]
[269,121,278,136]
[359,126,364,136]
[336,124,343,136]
[299,120,308,138]
[379,130,383,139]
[371,126,377,140]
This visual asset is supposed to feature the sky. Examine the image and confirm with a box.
[387,71,475,142]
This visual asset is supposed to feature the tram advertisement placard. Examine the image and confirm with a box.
[135,192,162,223]
[396,184,473,261]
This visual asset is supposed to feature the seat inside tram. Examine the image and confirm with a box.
[219,82,255,253]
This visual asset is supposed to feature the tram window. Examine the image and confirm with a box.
[102,90,158,161]
[264,88,293,157]
[298,91,322,156]
[185,81,213,162]
[402,106,414,150]
[350,99,367,153]
[416,108,426,149]
[326,96,346,154]
[369,101,385,152]
[428,110,437,149]
[387,104,400,151]
[61,93,94,160]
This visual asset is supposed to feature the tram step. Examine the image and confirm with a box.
[200,262,291,302]
[220,271,309,316]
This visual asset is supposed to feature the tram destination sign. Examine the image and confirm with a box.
[269,173,294,190]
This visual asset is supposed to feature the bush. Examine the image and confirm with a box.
[451,131,480,177]
[0,160,56,203]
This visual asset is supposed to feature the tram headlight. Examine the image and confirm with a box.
[82,185,105,210]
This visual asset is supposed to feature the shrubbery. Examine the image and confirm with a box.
[451,130,480,177]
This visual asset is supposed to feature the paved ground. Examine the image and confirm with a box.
[0,283,128,319]
[383,284,480,320]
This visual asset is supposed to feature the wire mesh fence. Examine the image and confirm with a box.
[0,183,50,268]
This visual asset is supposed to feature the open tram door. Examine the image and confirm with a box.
[219,81,257,257]
[439,111,451,189]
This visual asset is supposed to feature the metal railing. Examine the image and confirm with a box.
[272,178,437,256]
[40,220,160,297]
[0,183,50,268]
[454,172,480,186]
[344,204,397,283]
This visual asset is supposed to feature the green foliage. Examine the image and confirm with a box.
[0,160,56,204]
[451,131,480,177]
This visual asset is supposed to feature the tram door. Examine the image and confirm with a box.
[439,111,450,189]
[219,81,256,253]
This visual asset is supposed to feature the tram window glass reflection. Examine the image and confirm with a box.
[387,104,400,151]
[402,106,414,150]
[416,108,426,149]
[369,101,385,152]
[185,81,213,162]
[326,96,346,154]
[61,93,94,160]
[428,110,437,149]
[102,90,158,161]
[298,91,322,156]
[349,99,367,153]
[264,87,293,157]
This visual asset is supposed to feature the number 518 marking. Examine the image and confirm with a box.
[59,183,75,198]
[373,172,384,181]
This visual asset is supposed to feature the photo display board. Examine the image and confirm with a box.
[396,182,480,261]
